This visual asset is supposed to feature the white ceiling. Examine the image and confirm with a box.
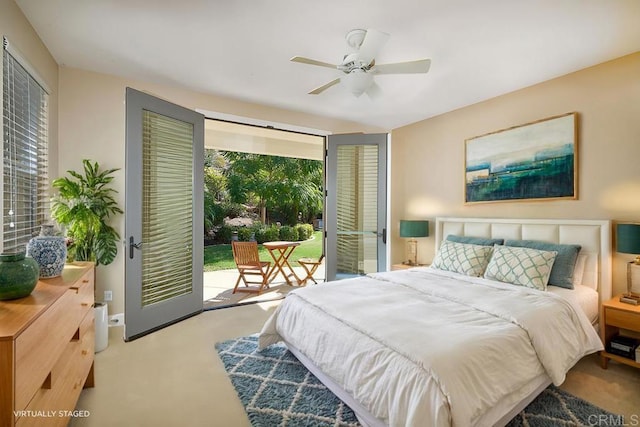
[16,0,640,131]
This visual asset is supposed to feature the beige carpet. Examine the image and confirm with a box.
[71,301,640,427]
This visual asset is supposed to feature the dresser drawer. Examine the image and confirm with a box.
[14,291,78,411]
[68,269,95,319]
[14,269,94,411]
[16,312,95,427]
[605,307,640,333]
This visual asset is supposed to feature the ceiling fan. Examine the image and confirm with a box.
[291,28,431,99]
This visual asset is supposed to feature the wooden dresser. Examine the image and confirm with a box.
[0,262,95,427]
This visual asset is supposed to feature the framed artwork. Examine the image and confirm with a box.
[464,112,577,204]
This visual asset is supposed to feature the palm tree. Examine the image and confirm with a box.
[223,152,322,224]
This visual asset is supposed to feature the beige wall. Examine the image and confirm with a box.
[58,66,385,314]
[0,0,59,196]
[391,52,640,296]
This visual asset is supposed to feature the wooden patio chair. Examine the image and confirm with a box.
[297,254,324,286]
[231,241,271,294]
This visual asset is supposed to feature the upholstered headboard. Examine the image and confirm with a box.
[435,217,612,301]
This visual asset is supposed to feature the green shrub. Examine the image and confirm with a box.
[264,225,280,242]
[204,200,226,230]
[216,225,235,243]
[279,225,298,241]
[254,223,280,243]
[237,227,254,241]
[254,226,267,244]
[295,223,314,241]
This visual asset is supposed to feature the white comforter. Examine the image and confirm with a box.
[259,268,603,427]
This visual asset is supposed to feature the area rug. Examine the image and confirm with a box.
[216,335,620,427]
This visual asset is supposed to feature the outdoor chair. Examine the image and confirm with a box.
[297,254,324,286]
[231,241,271,294]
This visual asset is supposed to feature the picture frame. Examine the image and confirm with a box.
[464,112,578,204]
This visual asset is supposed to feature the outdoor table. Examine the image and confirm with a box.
[263,241,301,286]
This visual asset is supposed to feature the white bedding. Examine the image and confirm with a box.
[548,284,600,325]
[259,267,603,427]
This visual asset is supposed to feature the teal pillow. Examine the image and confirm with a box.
[504,240,581,289]
[447,235,504,246]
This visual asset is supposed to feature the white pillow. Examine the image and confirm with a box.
[572,252,587,287]
[483,245,558,291]
[431,240,494,277]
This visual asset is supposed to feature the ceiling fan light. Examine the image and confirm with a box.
[343,70,373,97]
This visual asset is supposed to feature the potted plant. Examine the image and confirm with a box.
[51,159,123,266]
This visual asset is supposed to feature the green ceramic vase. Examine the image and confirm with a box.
[0,252,40,300]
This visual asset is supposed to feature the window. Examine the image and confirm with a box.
[2,38,49,253]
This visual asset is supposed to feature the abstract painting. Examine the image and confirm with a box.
[465,113,577,203]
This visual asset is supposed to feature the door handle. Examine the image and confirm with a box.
[376,229,387,244]
[129,236,143,259]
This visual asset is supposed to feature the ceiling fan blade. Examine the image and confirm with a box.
[358,29,390,65]
[366,81,383,100]
[309,78,341,95]
[291,56,338,69]
[374,59,431,75]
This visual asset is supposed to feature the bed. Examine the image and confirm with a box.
[258,217,612,426]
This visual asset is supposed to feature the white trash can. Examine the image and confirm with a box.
[94,302,109,353]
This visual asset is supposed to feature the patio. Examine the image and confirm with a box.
[203,264,325,309]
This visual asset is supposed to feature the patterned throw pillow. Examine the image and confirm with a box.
[504,240,581,289]
[483,245,558,291]
[431,240,494,277]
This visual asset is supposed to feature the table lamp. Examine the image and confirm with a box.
[399,220,429,266]
[617,223,640,305]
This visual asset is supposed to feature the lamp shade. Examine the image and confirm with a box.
[617,223,640,254]
[399,220,429,238]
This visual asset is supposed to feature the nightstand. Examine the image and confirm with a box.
[391,263,428,271]
[600,295,640,369]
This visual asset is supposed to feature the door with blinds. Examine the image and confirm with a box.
[326,133,388,281]
[124,88,204,341]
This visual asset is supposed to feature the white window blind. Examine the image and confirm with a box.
[336,145,378,275]
[141,110,194,306]
[2,40,49,253]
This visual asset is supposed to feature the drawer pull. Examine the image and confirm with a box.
[82,279,89,283]
[81,302,90,307]
[42,372,52,390]
[70,286,80,294]
[82,349,88,356]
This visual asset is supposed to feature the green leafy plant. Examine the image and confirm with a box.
[51,160,123,266]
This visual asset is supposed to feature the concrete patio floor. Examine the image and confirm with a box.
[202,265,326,308]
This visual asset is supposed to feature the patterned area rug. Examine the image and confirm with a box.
[216,335,617,427]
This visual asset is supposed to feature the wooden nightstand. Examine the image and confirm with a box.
[600,295,640,369]
[391,263,428,271]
